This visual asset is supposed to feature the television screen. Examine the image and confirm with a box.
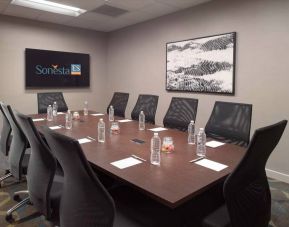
[25,48,90,88]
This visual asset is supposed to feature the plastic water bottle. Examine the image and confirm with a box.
[188,120,195,144]
[65,110,72,129]
[47,105,53,121]
[98,118,105,143]
[150,133,161,165]
[139,111,145,130]
[52,101,58,116]
[196,128,206,157]
[84,101,88,116]
[109,105,114,122]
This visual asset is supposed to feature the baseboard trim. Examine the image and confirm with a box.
[266,169,289,184]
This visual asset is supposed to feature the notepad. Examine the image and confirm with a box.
[32,118,45,122]
[57,112,66,115]
[118,119,133,123]
[78,138,92,144]
[49,126,62,130]
[195,159,228,172]
[90,113,104,116]
[206,141,225,148]
[149,127,168,132]
[111,157,142,169]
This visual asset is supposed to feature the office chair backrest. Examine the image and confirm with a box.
[37,92,68,114]
[43,127,115,227]
[0,103,29,180]
[224,120,287,227]
[107,92,129,118]
[0,102,12,156]
[205,101,252,147]
[14,111,57,219]
[131,94,159,124]
[163,97,198,132]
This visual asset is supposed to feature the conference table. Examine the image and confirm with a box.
[31,110,246,209]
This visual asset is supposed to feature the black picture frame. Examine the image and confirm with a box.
[166,32,236,95]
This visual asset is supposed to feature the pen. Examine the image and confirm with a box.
[189,157,205,163]
[87,136,96,141]
[131,154,146,162]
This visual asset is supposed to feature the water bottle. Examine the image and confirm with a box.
[188,120,195,144]
[150,133,161,165]
[52,101,58,116]
[65,110,72,129]
[98,118,105,143]
[109,105,114,122]
[196,128,206,157]
[139,111,145,130]
[84,101,88,116]
[47,105,53,121]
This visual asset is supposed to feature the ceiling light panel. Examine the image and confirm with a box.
[11,0,87,17]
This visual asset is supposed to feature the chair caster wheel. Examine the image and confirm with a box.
[13,194,20,202]
[5,214,13,222]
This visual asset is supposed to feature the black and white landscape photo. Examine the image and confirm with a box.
[166,32,236,94]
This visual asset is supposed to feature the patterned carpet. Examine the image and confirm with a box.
[0,175,288,227]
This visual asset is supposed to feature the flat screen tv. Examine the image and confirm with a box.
[25,48,90,88]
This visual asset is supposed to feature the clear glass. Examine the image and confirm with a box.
[98,119,105,143]
[47,105,53,121]
[65,111,72,129]
[84,101,88,116]
[139,111,145,130]
[196,128,206,157]
[188,120,195,144]
[52,101,58,116]
[150,133,161,165]
[110,121,120,135]
[162,136,174,153]
[109,105,114,122]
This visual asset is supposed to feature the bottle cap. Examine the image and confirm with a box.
[191,120,194,123]
[100,118,103,121]
[140,111,143,113]
[200,128,204,131]
[154,133,158,136]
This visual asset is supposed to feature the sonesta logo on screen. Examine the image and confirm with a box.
[35,64,81,76]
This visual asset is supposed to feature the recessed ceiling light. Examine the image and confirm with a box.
[11,0,87,17]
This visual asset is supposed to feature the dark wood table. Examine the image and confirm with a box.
[32,111,246,208]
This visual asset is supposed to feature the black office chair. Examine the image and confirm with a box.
[202,120,287,227]
[43,127,151,227]
[11,111,62,223]
[163,97,198,132]
[107,92,129,118]
[131,94,159,124]
[37,92,68,114]
[205,101,252,147]
[0,103,12,171]
[0,104,31,221]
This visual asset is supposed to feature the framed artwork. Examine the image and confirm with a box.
[166,32,236,94]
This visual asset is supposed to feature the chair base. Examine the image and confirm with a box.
[0,172,13,187]
[6,197,31,222]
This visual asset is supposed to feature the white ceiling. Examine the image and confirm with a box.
[0,0,211,32]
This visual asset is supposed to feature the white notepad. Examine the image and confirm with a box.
[32,118,45,122]
[78,138,92,144]
[206,141,225,148]
[49,126,62,130]
[149,127,168,132]
[111,157,142,169]
[57,112,66,115]
[118,119,133,123]
[195,159,228,172]
[90,113,104,116]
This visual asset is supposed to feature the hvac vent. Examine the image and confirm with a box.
[92,5,128,17]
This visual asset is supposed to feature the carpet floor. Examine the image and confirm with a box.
[0,176,288,227]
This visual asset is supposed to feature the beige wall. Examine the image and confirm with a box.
[107,0,289,182]
[0,15,108,114]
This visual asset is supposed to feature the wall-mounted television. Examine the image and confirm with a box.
[25,48,90,88]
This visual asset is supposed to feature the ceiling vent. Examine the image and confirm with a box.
[91,4,128,17]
